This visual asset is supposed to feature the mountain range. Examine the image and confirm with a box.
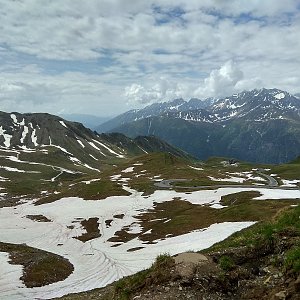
[96,88,300,164]
[0,111,191,173]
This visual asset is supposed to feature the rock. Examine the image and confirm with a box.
[274,290,286,299]
[295,275,300,292]
[264,276,272,284]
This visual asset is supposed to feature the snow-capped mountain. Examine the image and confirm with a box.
[97,88,300,133]
[95,97,215,132]
[164,109,218,123]
[209,88,300,122]
[0,111,191,172]
[156,88,300,123]
[101,88,300,163]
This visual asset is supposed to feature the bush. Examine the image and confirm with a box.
[219,255,235,271]
[284,246,300,273]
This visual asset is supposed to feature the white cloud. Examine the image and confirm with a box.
[194,60,244,98]
[125,61,245,103]
[0,68,125,115]
[125,78,188,104]
[0,1,299,114]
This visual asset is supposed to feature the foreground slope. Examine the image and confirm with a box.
[58,205,300,300]
[0,150,300,299]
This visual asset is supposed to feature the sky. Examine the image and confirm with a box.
[0,0,300,117]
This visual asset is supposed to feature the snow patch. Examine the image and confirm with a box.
[92,139,125,158]
[0,186,300,298]
[89,154,98,161]
[122,167,134,173]
[59,121,68,128]
[189,166,204,171]
[0,166,40,173]
[281,179,300,187]
[31,129,38,147]
[20,126,28,144]
[208,176,244,183]
[77,139,85,148]
[0,126,12,147]
[274,93,285,99]
[10,114,18,124]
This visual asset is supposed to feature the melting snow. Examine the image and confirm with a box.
[10,114,18,124]
[110,174,122,181]
[59,121,68,128]
[281,179,300,187]
[208,176,244,183]
[0,186,300,299]
[45,145,73,156]
[0,126,12,147]
[0,166,40,173]
[0,252,25,297]
[0,176,8,181]
[122,167,134,173]
[77,139,85,148]
[274,93,285,99]
[69,157,81,164]
[127,222,142,234]
[31,129,38,146]
[93,139,125,158]
[20,126,28,144]
[82,179,101,185]
[88,141,101,151]
[89,154,98,161]
[189,166,204,171]
[82,163,101,172]
[6,155,77,175]
[88,141,106,156]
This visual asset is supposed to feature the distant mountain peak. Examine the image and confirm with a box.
[96,87,300,164]
[95,96,214,133]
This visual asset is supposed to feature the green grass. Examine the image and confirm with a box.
[285,245,300,272]
[114,254,174,300]
[219,255,235,271]
[267,157,300,180]
[207,205,300,255]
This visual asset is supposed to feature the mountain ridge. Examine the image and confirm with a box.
[98,88,300,164]
[0,111,193,172]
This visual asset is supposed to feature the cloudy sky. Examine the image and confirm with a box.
[0,0,300,116]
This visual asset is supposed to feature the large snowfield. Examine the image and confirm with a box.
[0,186,300,299]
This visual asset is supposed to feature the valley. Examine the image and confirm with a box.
[1,2,300,299]
[0,113,299,299]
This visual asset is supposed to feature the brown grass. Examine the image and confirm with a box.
[26,214,52,222]
[108,192,299,244]
[0,242,73,287]
[74,218,101,242]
